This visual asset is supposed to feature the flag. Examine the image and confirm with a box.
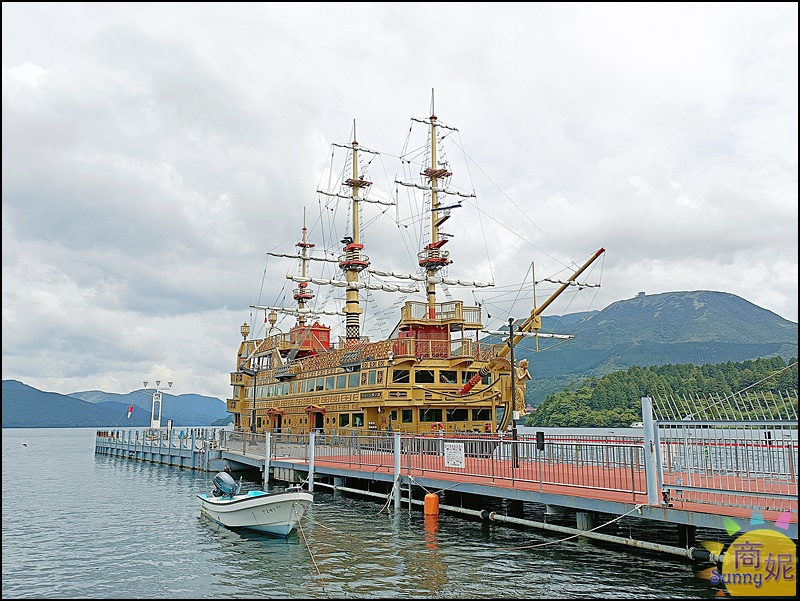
[127,405,134,419]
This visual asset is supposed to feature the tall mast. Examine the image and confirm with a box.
[293,208,315,328]
[340,121,372,345]
[418,108,454,318]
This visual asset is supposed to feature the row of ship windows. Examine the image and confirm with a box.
[245,369,492,399]
[255,408,496,429]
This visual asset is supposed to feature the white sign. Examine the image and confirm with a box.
[444,442,465,469]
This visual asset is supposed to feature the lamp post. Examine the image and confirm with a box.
[143,380,173,430]
[239,321,258,433]
[250,374,258,434]
[507,317,519,468]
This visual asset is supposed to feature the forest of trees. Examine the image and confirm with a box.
[525,356,798,428]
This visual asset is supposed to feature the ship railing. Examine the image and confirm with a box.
[254,332,291,355]
[400,300,482,328]
[390,338,476,360]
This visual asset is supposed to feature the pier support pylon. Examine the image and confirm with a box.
[678,524,696,548]
[577,511,597,530]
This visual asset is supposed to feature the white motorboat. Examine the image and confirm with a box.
[198,471,313,536]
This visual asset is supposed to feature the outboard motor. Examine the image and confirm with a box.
[212,471,241,497]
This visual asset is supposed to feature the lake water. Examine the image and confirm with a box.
[2,428,725,598]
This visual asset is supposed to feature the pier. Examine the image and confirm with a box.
[95,394,798,553]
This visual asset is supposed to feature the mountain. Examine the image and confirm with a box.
[1,380,231,428]
[68,388,230,425]
[502,291,797,405]
[3,290,796,426]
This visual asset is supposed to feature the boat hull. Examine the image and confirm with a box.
[197,489,313,536]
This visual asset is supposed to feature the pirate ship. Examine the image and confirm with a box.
[228,100,604,435]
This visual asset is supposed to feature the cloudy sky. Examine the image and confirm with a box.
[3,3,797,401]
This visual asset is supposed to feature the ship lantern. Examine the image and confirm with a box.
[240,321,250,340]
[267,310,277,328]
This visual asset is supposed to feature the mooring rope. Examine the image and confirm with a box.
[496,503,644,550]
[407,474,464,496]
[295,505,330,599]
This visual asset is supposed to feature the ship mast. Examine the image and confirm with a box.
[423,114,446,318]
[293,209,315,328]
[340,122,371,345]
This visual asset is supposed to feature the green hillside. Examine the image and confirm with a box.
[528,356,799,428]
[510,291,797,406]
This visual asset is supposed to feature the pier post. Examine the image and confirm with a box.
[641,396,661,506]
[264,431,272,489]
[308,430,315,492]
[393,432,401,509]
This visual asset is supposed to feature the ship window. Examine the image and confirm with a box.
[401,409,413,423]
[336,375,347,389]
[283,382,290,395]
[462,371,489,385]
[326,376,335,390]
[361,372,367,385]
[315,378,324,391]
[472,408,492,421]
[377,371,383,384]
[256,417,262,428]
[352,413,364,427]
[415,370,435,384]
[419,408,443,422]
[390,410,398,421]
[440,370,457,384]
[392,370,410,383]
[446,408,468,421]
[348,373,359,387]
[368,371,377,385]
[268,385,274,397]
[339,413,350,427]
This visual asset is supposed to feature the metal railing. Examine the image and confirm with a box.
[263,431,648,500]
[649,391,798,514]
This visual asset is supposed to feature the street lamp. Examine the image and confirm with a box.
[143,380,174,430]
[507,317,519,468]
[250,374,258,433]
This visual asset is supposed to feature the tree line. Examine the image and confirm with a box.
[525,356,798,427]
